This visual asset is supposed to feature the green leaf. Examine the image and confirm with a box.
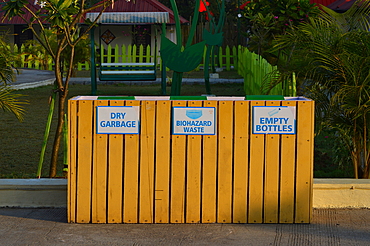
[160,36,206,72]
[58,0,72,10]
[202,30,224,46]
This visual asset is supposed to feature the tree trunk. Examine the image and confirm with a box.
[49,90,67,178]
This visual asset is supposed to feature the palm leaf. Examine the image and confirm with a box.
[0,86,28,122]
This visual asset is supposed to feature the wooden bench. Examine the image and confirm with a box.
[99,62,156,81]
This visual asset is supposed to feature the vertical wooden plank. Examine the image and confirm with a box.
[123,100,140,223]
[217,101,233,223]
[107,100,124,223]
[233,101,249,223]
[186,101,202,223]
[139,100,156,223]
[295,101,314,223]
[76,100,93,223]
[248,101,265,223]
[155,100,171,223]
[264,101,281,223]
[92,100,108,223]
[170,101,187,223]
[279,100,296,223]
[68,100,77,223]
[202,101,218,223]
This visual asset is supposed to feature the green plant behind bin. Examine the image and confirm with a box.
[271,0,370,178]
[161,0,206,96]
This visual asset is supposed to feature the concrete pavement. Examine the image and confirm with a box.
[0,208,369,245]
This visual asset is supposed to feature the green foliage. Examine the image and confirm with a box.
[22,29,90,75]
[0,34,27,122]
[2,0,114,177]
[0,86,28,122]
[271,0,370,178]
[314,130,353,178]
[239,0,319,64]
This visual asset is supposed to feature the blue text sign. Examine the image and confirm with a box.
[96,106,140,134]
[172,107,216,135]
[253,106,296,134]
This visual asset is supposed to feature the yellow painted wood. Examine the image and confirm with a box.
[69,97,314,224]
[107,100,124,223]
[92,100,108,223]
[155,101,171,223]
[186,101,203,223]
[233,101,249,223]
[279,100,296,223]
[202,101,218,223]
[68,100,77,223]
[76,100,93,223]
[139,100,156,223]
[263,101,281,223]
[217,101,233,223]
[295,101,314,223]
[123,100,140,223]
[170,101,187,223]
[248,101,265,223]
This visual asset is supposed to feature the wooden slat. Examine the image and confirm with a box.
[76,100,93,223]
[107,100,124,223]
[202,101,218,223]
[170,101,187,223]
[68,100,77,223]
[92,100,108,223]
[295,101,314,223]
[186,101,203,223]
[139,100,156,223]
[155,101,171,223]
[233,101,249,223]
[279,100,297,223]
[217,101,233,223]
[248,101,265,223]
[123,100,140,223]
[263,101,281,223]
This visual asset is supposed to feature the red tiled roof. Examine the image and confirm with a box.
[310,0,338,6]
[327,0,356,11]
[0,0,188,25]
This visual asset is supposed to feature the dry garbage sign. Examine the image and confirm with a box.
[253,106,296,134]
[96,106,140,134]
[172,107,216,135]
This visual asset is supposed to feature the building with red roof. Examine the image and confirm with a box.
[0,0,188,48]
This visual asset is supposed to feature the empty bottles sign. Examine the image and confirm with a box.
[253,106,296,134]
[172,107,216,135]
[96,106,140,134]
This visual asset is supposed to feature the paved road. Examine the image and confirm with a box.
[0,208,369,245]
[11,68,244,90]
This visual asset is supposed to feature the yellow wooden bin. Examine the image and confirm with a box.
[68,95,314,224]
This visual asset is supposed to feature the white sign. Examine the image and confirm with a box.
[253,106,296,134]
[172,107,216,135]
[96,106,140,134]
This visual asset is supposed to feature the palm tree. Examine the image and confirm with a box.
[269,0,370,178]
[0,36,27,122]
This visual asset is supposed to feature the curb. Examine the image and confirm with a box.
[1,179,370,208]
[11,78,55,90]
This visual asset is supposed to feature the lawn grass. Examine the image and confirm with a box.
[0,82,244,178]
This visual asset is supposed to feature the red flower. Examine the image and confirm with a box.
[240,1,251,10]
[199,0,210,12]
[205,10,214,21]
